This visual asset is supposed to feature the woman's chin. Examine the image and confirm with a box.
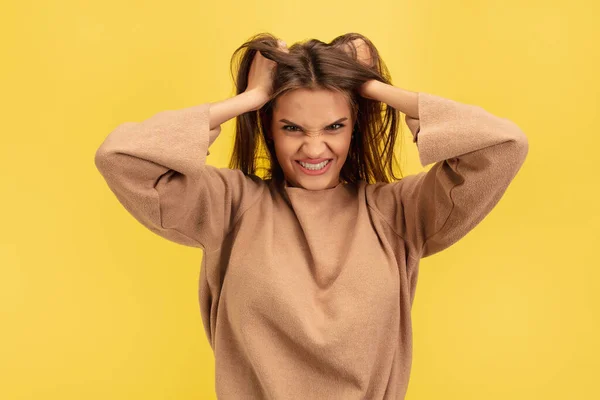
[290,174,339,190]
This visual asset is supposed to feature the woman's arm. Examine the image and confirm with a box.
[208,88,268,131]
[95,99,265,251]
[365,91,529,259]
[95,44,287,250]
[360,80,419,119]
[208,41,288,131]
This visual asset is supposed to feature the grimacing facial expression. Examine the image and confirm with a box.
[270,88,353,191]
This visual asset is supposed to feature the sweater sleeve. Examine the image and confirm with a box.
[366,92,529,259]
[94,103,265,251]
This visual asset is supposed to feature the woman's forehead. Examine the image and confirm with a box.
[273,88,352,123]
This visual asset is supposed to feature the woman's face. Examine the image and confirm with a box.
[270,88,353,190]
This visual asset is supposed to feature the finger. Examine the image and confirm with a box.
[277,39,289,53]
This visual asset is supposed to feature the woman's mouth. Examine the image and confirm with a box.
[295,159,333,175]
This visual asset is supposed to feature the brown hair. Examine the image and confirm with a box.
[228,32,405,190]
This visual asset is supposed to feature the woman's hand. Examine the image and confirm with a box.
[245,40,289,110]
[339,38,378,99]
[358,79,381,100]
[343,38,373,68]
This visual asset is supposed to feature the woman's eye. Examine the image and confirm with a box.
[327,123,345,130]
[282,124,344,133]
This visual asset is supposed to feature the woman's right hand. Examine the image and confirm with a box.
[244,40,289,110]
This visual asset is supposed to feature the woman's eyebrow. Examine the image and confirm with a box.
[278,117,348,129]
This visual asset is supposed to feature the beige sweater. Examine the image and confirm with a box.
[94,92,528,399]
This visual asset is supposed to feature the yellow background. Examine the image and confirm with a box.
[2,0,598,399]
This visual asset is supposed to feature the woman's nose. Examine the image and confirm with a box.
[302,135,328,156]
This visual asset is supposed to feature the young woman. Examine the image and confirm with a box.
[95,33,528,399]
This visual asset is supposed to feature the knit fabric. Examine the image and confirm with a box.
[95,91,528,399]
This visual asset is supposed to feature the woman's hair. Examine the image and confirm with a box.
[228,32,406,190]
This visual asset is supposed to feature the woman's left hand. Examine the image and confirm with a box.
[340,38,378,100]
[359,79,380,100]
[345,38,373,67]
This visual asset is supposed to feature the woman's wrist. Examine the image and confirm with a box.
[209,89,269,130]
[361,80,419,119]
[358,79,382,100]
[243,88,270,111]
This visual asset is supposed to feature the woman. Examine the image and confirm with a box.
[95,32,528,399]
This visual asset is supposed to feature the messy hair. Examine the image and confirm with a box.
[228,32,405,190]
